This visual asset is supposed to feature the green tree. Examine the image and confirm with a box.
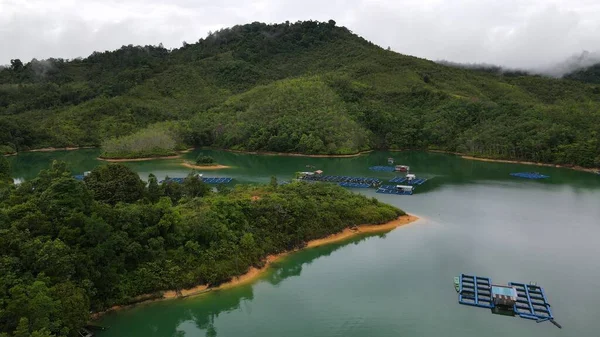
[0,155,12,183]
[147,173,161,203]
[84,164,145,204]
[183,173,210,198]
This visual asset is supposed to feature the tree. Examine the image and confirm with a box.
[183,173,210,198]
[269,176,278,188]
[195,155,215,165]
[84,164,145,204]
[10,59,24,71]
[0,156,10,183]
[147,173,161,203]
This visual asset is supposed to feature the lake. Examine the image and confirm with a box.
[8,150,600,337]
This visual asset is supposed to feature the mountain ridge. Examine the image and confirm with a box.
[1,20,599,167]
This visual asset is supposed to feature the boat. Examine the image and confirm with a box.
[395,165,410,172]
[387,157,394,164]
[454,277,460,292]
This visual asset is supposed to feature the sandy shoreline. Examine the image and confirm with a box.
[460,155,599,174]
[214,148,374,158]
[181,162,231,170]
[92,214,418,319]
[97,155,181,162]
[24,146,96,153]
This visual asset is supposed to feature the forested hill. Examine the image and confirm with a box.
[1,20,599,167]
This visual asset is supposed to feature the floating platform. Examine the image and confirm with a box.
[510,172,549,179]
[300,175,380,185]
[338,182,372,188]
[375,185,413,195]
[508,282,554,322]
[457,274,559,328]
[458,274,494,309]
[389,177,428,185]
[369,166,396,172]
[161,177,233,184]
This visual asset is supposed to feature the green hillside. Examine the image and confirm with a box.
[1,20,599,167]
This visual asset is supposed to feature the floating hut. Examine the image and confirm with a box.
[491,285,518,307]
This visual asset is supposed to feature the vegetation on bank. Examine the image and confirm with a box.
[1,20,599,166]
[0,161,403,337]
[195,155,215,165]
[100,128,179,159]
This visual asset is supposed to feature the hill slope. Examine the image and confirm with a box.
[1,20,599,167]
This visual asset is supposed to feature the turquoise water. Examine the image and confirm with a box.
[8,150,600,337]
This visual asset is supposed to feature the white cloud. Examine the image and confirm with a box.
[0,0,598,70]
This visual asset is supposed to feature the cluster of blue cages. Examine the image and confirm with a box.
[389,177,427,185]
[369,166,396,172]
[338,182,372,188]
[160,177,233,184]
[510,172,549,179]
[300,175,380,184]
[376,185,413,195]
[458,274,554,323]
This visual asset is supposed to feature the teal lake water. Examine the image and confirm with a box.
[8,150,600,337]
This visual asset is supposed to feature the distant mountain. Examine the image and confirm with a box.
[1,20,599,167]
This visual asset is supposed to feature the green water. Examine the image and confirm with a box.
[8,150,600,337]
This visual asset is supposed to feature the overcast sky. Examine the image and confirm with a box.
[1,0,599,69]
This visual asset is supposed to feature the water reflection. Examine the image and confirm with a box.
[98,234,375,337]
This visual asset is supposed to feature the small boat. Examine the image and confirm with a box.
[387,157,394,164]
[454,277,460,292]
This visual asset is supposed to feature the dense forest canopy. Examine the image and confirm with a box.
[0,161,403,337]
[1,20,599,167]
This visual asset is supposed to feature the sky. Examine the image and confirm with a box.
[1,0,599,70]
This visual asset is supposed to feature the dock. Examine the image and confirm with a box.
[456,273,559,328]
[510,172,549,179]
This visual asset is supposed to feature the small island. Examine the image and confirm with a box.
[181,155,231,170]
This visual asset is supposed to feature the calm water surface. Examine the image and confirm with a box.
[8,150,600,337]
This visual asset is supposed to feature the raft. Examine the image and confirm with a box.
[510,172,549,179]
[456,273,560,328]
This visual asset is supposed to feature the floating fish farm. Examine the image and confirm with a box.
[389,176,428,185]
[369,166,396,172]
[160,177,233,184]
[299,175,380,185]
[376,185,413,195]
[456,273,560,328]
[510,172,550,179]
[338,182,372,188]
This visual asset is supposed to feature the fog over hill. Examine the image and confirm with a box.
[438,51,600,78]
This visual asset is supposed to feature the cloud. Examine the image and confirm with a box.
[0,0,599,72]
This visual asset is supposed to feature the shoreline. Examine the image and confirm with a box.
[24,146,96,153]
[460,155,600,174]
[92,214,418,319]
[97,155,181,162]
[181,162,231,170]
[214,148,373,158]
